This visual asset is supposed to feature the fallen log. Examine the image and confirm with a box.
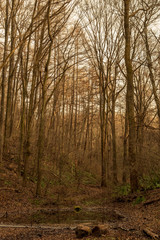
[143,227,159,239]
[0,188,15,191]
[75,225,92,238]
[92,224,109,237]
[143,198,160,206]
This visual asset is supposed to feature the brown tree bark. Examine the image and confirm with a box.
[123,104,129,184]
[144,23,160,121]
[0,0,10,163]
[4,0,17,142]
[111,64,118,185]
[123,0,138,192]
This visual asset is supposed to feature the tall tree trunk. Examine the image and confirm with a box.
[23,0,41,185]
[111,65,118,185]
[136,72,144,177]
[36,37,53,196]
[0,0,9,163]
[4,0,16,142]
[18,33,31,173]
[124,0,138,192]
[23,43,39,185]
[123,105,129,183]
[100,72,107,187]
[144,24,160,121]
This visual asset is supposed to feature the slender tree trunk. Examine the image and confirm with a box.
[36,37,53,196]
[23,49,39,186]
[111,65,118,185]
[144,24,160,121]
[18,33,31,173]
[136,73,144,177]
[100,72,107,187]
[123,104,129,183]
[4,0,16,142]
[0,0,9,163]
[111,89,117,184]
[23,0,42,185]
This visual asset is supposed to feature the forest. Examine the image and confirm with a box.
[0,0,160,239]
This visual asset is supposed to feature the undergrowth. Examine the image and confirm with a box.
[140,172,160,191]
[114,184,131,197]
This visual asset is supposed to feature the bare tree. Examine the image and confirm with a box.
[123,0,138,191]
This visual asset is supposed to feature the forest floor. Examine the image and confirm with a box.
[0,158,160,239]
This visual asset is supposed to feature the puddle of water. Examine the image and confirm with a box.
[15,209,111,225]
